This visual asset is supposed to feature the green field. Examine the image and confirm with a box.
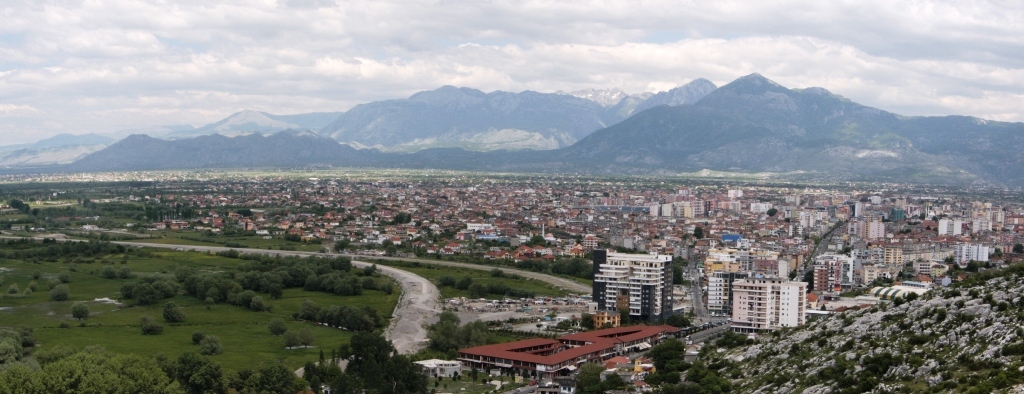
[373,260,571,299]
[0,249,399,372]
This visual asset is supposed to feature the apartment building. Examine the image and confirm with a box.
[707,271,749,315]
[592,250,673,322]
[731,278,807,333]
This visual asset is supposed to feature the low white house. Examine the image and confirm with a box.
[413,359,462,378]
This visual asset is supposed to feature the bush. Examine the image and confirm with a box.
[163,302,186,323]
[58,272,71,283]
[50,284,70,301]
[7,283,19,294]
[250,296,268,312]
[117,267,132,279]
[71,302,90,320]
[468,283,488,299]
[269,318,288,336]
[456,276,473,290]
[59,320,70,329]
[32,271,41,280]
[102,266,117,279]
[199,335,223,355]
[439,276,457,287]
[140,316,164,335]
[27,281,38,291]
[192,331,206,345]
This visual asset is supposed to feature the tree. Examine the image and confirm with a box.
[666,314,690,328]
[345,331,427,394]
[7,284,18,295]
[71,302,90,320]
[0,349,181,393]
[199,335,223,355]
[269,318,288,336]
[575,363,604,394]
[192,331,206,345]
[456,276,473,290]
[268,283,283,299]
[580,313,595,330]
[284,331,301,348]
[767,208,778,217]
[1014,243,1024,254]
[50,284,70,301]
[250,296,267,312]
[176,351,224,394]
[468,283,488,298]
[140,316,164,335]
[693,227,704,239]
[58,272,70,283]
[298,328,315,347]
[163,302,186,323]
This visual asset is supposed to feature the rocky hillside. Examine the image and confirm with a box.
[705,267,1024,393]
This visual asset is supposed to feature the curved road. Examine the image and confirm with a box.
[339,253,592,294]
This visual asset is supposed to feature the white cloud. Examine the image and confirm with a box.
[0,0,1022,144]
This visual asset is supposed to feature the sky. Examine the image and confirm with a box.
[1,0,1023,144]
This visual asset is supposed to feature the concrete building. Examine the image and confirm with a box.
[730,278,807,333]
[707,271,749,315]
[414,359,463,378]
[938,219,963,236]
[592,250,673,322]
[954,244,989,265]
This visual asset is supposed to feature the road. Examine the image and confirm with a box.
[339,253,592,294]
[800,220,846,280]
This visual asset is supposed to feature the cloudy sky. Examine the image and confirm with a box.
[1,0,1022,144]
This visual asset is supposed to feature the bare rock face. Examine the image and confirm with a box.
[703,270,1024,393]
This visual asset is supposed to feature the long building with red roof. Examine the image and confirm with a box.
[457,325,680,378]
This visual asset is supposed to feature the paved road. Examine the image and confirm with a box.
[340,254,592,294]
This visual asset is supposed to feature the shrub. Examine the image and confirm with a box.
[163,302,186,323]
[102,266,117,279]
[32,271,41,280]
[269,319,288,336]
[140,316,164,335]
[117,267,132,279]
[58,272,71,283]
[250,296,268,312]
[199,335,223,355]
[192,331,206,345]
[283,331,300,348]
[50,284,70,301]
[27,281,38,291]
[7,283,19,294]
[71,302,90,320]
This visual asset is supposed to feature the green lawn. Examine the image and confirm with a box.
[0,250,399,372]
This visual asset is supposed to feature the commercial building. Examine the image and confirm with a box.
[457,325,680,378]
[592,250,673,322]
[730,278,807,333]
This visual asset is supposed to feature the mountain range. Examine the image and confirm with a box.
[37,74,1024,186]
[0,133,115,167]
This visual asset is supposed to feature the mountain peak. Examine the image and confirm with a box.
[717,73,790,95]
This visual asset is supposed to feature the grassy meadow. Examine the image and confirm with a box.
[372,259,572,299]
[0,248,399,371]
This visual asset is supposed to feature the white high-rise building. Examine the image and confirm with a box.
[954,244,990,265]
[592,250,673,322]
[938,219,963,236]
[728,189,744,198]
[731,278,807,333]
[867,221,885,240]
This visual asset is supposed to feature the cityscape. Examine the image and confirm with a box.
[2,1,1023,393]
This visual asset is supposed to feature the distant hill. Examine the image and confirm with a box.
[166,110,344,139]
[317,80,716,152]
[0,133,115,167]
[70,131,366,171]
